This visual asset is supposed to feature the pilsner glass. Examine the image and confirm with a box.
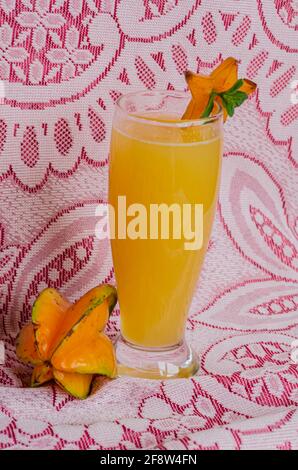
[109,91,223,379]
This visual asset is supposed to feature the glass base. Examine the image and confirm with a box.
[115,335,199,379]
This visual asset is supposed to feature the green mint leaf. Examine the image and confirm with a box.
[200,92,216,118]
[228,90,248,107]
[200,80,248,119]
[220,95,234,117]
[220,90,248,116]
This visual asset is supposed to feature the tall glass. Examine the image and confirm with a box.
[109,91,223,378]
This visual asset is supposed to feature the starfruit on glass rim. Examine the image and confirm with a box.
[182,57,257,121]
[16,284,118,399]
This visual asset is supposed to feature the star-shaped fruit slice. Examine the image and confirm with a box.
[182,57,256,121]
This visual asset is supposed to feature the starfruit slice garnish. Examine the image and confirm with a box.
[182,57,257,121]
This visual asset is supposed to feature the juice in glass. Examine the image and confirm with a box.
[109,91,223,378]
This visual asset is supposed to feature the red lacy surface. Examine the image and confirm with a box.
[0,0,297,450]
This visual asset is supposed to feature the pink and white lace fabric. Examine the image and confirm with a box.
[0,0,298,450]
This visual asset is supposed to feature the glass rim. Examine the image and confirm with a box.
[115,90,223,128]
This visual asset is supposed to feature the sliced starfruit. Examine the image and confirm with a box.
[32,284,116,361]
[16,284,117,399]
[182,57,257,121]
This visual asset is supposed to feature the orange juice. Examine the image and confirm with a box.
[109,116,222,348]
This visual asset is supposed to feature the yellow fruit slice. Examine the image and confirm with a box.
[53,369,93,399]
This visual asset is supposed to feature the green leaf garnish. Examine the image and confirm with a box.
[200,79,248,119]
